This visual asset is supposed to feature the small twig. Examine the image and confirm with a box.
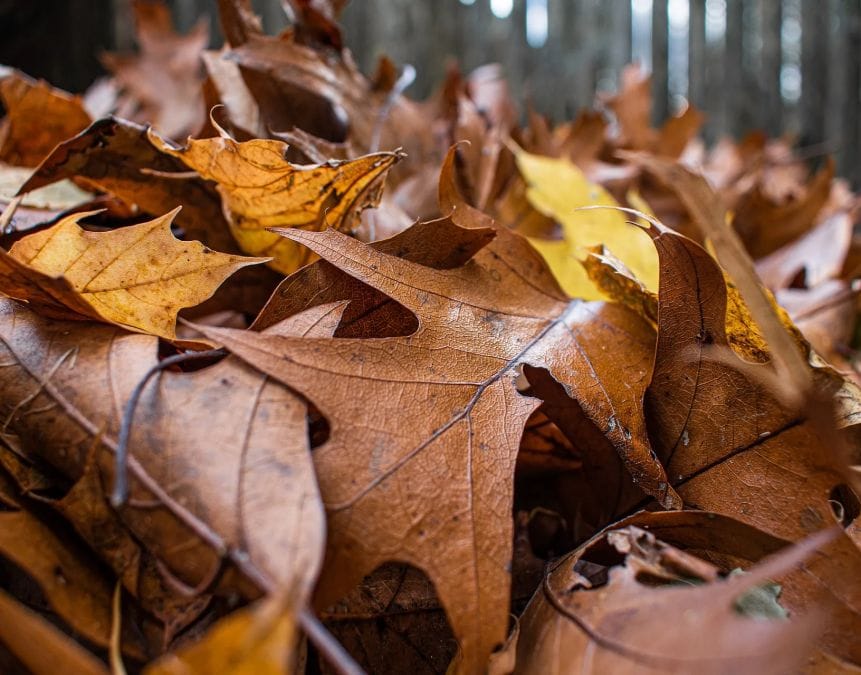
[298,608,366,675]
[111,348,225,507]
[0,194,23,234]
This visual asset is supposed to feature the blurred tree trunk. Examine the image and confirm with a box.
[801,0,828,146]
[724,0,745,137]
[688,0,706,110]
[759,0,782,134]
[651,0,669,124]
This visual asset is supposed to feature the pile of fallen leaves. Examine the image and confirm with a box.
[0,1,859,673]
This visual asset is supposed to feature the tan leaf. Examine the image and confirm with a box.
[101,0,207,138]
[0,208,265,338]
[638,216,861,665]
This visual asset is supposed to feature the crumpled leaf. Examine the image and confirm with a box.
[0,68,92,167]
[514,147,659,299]
[0,208,264,339]
[146,597,295,675]
[509,517,834,674]
[20,117,237,253]
[17,117,284,318]
[195,149,672,673]
[150,126,402,274]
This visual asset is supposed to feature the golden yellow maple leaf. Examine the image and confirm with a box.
[0,208,264,339]
[514,148,659,299]
[149,126,401,274]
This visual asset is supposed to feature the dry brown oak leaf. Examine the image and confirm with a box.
[639,219,861,668]
[0,298,349,612]
[0,68,92,167]
[0,208,264,339]
[149,126,402,274]
[510,518,834,674]
[197,217,669,672]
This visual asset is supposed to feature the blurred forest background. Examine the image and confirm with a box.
[1,0,859,183]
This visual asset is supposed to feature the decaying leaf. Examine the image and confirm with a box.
[149,126,402,273]
[0,209,264,339]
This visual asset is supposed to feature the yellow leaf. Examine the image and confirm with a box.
[0,208,264,338]
[145,599,294,675]
[514,149,659,299]
[149,127,401,274]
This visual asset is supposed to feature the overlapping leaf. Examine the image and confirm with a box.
[150,127,402,273]
[0,299,348,625]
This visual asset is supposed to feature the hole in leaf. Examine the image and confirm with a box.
[307,403,330,449]
[829,483,861,527]
[317,562,456,673]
